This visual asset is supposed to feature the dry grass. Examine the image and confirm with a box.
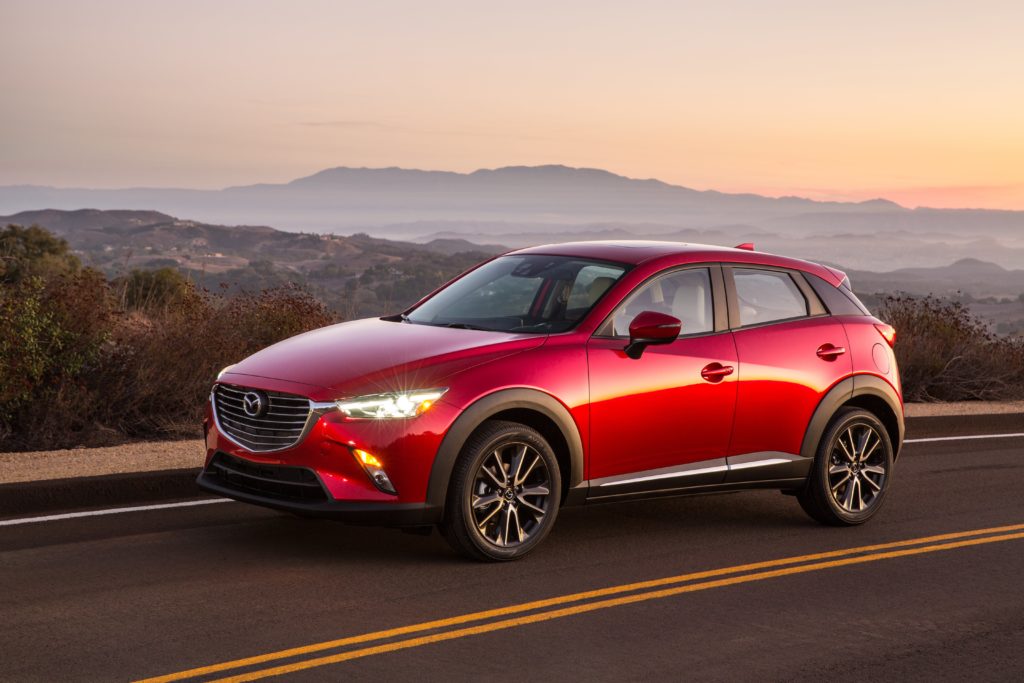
[881,294,1024,402]
[1,274,336,451]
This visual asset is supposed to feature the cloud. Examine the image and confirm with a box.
[295,119,550,141]
[297,120,394,129]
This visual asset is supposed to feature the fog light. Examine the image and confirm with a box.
[353,448,397,495]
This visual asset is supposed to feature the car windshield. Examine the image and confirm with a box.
[404,255,628,333]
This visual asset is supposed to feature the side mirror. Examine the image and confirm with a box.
[625,311,681,359]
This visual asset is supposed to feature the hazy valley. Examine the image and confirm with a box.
[3,203,1022,335]
[3,165,1023,273]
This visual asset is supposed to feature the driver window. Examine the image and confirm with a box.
[607,268,714,337]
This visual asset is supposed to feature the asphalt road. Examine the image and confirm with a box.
[2,426,1023,682]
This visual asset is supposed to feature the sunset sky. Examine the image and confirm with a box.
[2,0,1022,209]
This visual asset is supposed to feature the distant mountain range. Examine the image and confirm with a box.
[0,165,902,230]
[847,258,1024,299]
[2,165,1023,271]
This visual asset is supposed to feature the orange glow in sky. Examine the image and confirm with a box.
[2,0,1023,209]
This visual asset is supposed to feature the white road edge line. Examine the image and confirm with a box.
[0,498,232,527]
[3,431,1022,527]
[905,432,1024,444]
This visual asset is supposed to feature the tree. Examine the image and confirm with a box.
[0,224,81,284]
[115,267,192,312]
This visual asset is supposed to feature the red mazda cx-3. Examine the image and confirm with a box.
[199,241,903,561]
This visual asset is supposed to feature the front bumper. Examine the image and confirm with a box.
[202,378,463,525]
[197,452,441,526]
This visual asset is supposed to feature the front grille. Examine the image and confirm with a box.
[213,383,312,452]
[207,452,328,502]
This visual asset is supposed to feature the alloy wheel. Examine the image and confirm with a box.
[471,441,551,547]
[828,423,888,513]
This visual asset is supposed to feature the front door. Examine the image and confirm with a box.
[587,266,738,495]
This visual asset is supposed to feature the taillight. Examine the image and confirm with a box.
[875,323,896,347]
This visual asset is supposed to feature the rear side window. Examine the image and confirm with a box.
[839,278,872,315]
[733,268,808,326]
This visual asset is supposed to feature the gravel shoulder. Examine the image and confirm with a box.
[0,439,204,484]
[904,401,1024,417]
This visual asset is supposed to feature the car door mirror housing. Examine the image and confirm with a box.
[625,311,682,359]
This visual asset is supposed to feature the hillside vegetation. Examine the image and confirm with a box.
[0,209,501,319]
[2,222,1022,451]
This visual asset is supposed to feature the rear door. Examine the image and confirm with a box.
[724,266,852,481]
[587,265,738,495]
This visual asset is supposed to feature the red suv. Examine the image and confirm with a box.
[199,242,903,561]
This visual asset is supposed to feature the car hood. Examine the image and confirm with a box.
[221,318,545,397]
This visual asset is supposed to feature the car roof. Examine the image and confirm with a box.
[510,240,845,285]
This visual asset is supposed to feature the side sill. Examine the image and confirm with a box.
[585,477,809,504]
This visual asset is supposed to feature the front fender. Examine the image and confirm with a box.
[425,388,586,516]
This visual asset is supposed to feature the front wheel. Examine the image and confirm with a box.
[798,407,894,525]
[442,420,561,561]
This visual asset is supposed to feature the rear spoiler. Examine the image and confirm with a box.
[823,265,847,286]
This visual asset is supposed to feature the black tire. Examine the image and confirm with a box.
[798,407,894,526]
[442,420,561,561]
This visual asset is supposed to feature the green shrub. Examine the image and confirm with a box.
[880,294,1024,401]
[0,269,114,446]
[114,267,192,312]
[0,224,80,284]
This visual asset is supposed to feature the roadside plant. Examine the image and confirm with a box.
[0,254,336,450]
[880,294,1024,401]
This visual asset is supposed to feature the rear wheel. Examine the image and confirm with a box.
[798,407,894,525]
[442,420,561,561]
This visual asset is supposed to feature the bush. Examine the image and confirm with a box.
[0,224,81,284]
[0,269,114,446]
[0,275,336,450]
[880,294,1024,401]
[100,283,336,438]
[114,267,192,312]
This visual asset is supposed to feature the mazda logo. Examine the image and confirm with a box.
[242,391,266,417]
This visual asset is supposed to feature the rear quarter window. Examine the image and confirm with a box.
[805,273,871,316]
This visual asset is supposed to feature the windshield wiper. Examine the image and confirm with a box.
[441,322,494,331]
[509,321,554,332]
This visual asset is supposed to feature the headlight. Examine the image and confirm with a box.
[336,388,448,419]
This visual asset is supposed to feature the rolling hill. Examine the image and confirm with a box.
[3,207,1022,333]
[4,165,1023,271]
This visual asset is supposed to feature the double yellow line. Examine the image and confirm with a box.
[139,523,1024,683]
